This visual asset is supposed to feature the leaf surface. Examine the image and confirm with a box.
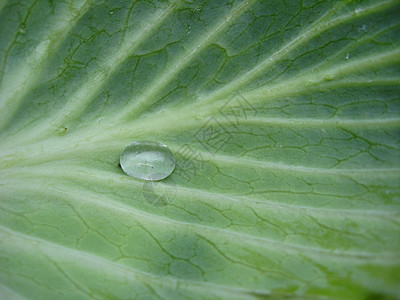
[0,0,399,298]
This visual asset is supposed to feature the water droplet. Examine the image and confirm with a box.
[358,24,367,33]
[109,11,114,15]
[56,126,67,136]
[120,140,175,181]
[354,8,362,15]
[345,53,350,60]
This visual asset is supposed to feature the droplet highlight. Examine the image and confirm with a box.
[120,140,175,181]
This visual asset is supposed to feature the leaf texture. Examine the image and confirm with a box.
[0,0,399,298]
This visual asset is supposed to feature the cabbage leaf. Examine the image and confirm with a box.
[0,0,400,299]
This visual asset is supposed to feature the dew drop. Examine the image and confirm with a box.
[120,140,175,181]
[56,126,67,136]
[345,53,350,60]
[358,24,368,33]
[109,11,114,15]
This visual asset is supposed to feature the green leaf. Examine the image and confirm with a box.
[1,0,399,298]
